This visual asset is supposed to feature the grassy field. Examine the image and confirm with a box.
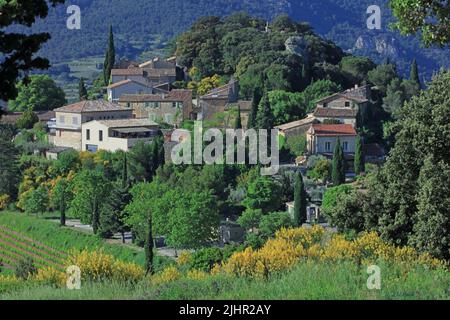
[1,260,448,300]
[0,212,169,269]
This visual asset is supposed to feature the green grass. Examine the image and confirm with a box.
[1,261,448,300]
[0,212,170,269]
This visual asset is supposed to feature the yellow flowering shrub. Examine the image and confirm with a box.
[33,267,66,287]
[151,266,181,285]
[276,225,325,249]
[177,251,193,266]
[67,250,145,282]
[0,275,21,286]
[0,194,10,210]
[187,269,208,280]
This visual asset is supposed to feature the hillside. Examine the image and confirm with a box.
[20,0,449,80]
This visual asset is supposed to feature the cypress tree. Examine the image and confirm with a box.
[92,197,100,234]
[59,179,67,227]
[332,138,346,185]
[103,25,116,85]
[354,135,365,175]
[234,105,242,129]
[121,153,128,189]
[78,78,88,101]
[410,58,421,87]
[247,88,261,129]
[145,214,154,275]
[294,171,307,226]
[256,91,274,130]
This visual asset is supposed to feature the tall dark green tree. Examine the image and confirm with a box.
[256,91,274,130]
[293,172,307,226]
[234,105,242,129]
[354,135,365,175]
[145,213,154,275]
[0,139,19,199]
[247,88,261,129]
[410,59,421,87]
[78,78,88,101]
[0,0,65,101]
[332,139,346,185]
[103,25,116,85]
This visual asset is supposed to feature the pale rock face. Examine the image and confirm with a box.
[285,36,311,62]
[352,35,399,58]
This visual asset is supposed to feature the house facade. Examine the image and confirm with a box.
[275,114,319,138]
[81,118,159,152]
[52,100,133,151]
[198,78,240,121]
[313,85,371,127]
[119,89,193,126]
[306,124,357,156]
[106,79,153,102]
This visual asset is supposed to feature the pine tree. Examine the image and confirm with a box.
[354,135,365,175]
[103,25,116,85]
[145,214,154,275]
[234,105,242,129]
[410,58,421,87]
[294,171,307,226]
[247,88,261,129]
[78,78,88,101]
[332,138,346,185]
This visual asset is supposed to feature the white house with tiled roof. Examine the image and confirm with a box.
[306,124,357,156]
[52,100,133,150]
[81,118,160,152]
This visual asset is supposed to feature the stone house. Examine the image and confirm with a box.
[52,100,133,151]
[81,118,159,152]
[198,78,240,121]
[313,85,371,127]
[119,89,194,126]
[306,124,357,156]
[275,114,319,138]
[106,79,153,102]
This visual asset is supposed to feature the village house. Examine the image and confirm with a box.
[81,118,160,152]
[119,89,194,126]
[275,114,319,138]
[306,123,357,158]
[110,57,177,88]
[197,78,252,127]
[106,79,153,102]
[313,85,371,127]
[52,100,133,151]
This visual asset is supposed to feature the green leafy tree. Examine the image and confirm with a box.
[354,135,365,175]
[78,78,88,101]
[268,90,305,125]
[332,138,346,185]
[0,0,65,101]
[128,141,155,182]
[340,56,376,84]
[23,186,49,216]
[259,211,293,239]
[367,64,398,95]
[9,75,66,112]
[103,25,116,85]
[242,175,283,214]
[16,110,39,130]
[302,80,342,112]
[69,170,111,234]
[390,0,450,47]
[237,208,262,232]
[293,172,307,226]
[255,91,274,130]
[52,178,72,226]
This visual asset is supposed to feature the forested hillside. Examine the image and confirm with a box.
[18,0,449,80]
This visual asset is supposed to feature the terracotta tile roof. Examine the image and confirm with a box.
[54,100,132,113]
[111,68,144,76]
[310,124,357,136]
[201,80,238,99]
[119,90,192,103]
[0,111,55,124]
[314,107,359,118]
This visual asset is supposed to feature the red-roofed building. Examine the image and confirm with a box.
[307,124,357,156]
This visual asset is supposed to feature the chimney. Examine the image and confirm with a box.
[354,84,359,89]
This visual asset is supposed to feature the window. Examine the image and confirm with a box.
[343,141,349,152]
[86,129,90,141]
[86,145,98,153]
[325,142,332,152]
[172,102,177,108]
[73,117,78,125]
[99,130,103,142]
[345,101,351,107]
[59,115,65,124]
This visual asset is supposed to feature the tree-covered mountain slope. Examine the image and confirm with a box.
[21,0,449,79]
